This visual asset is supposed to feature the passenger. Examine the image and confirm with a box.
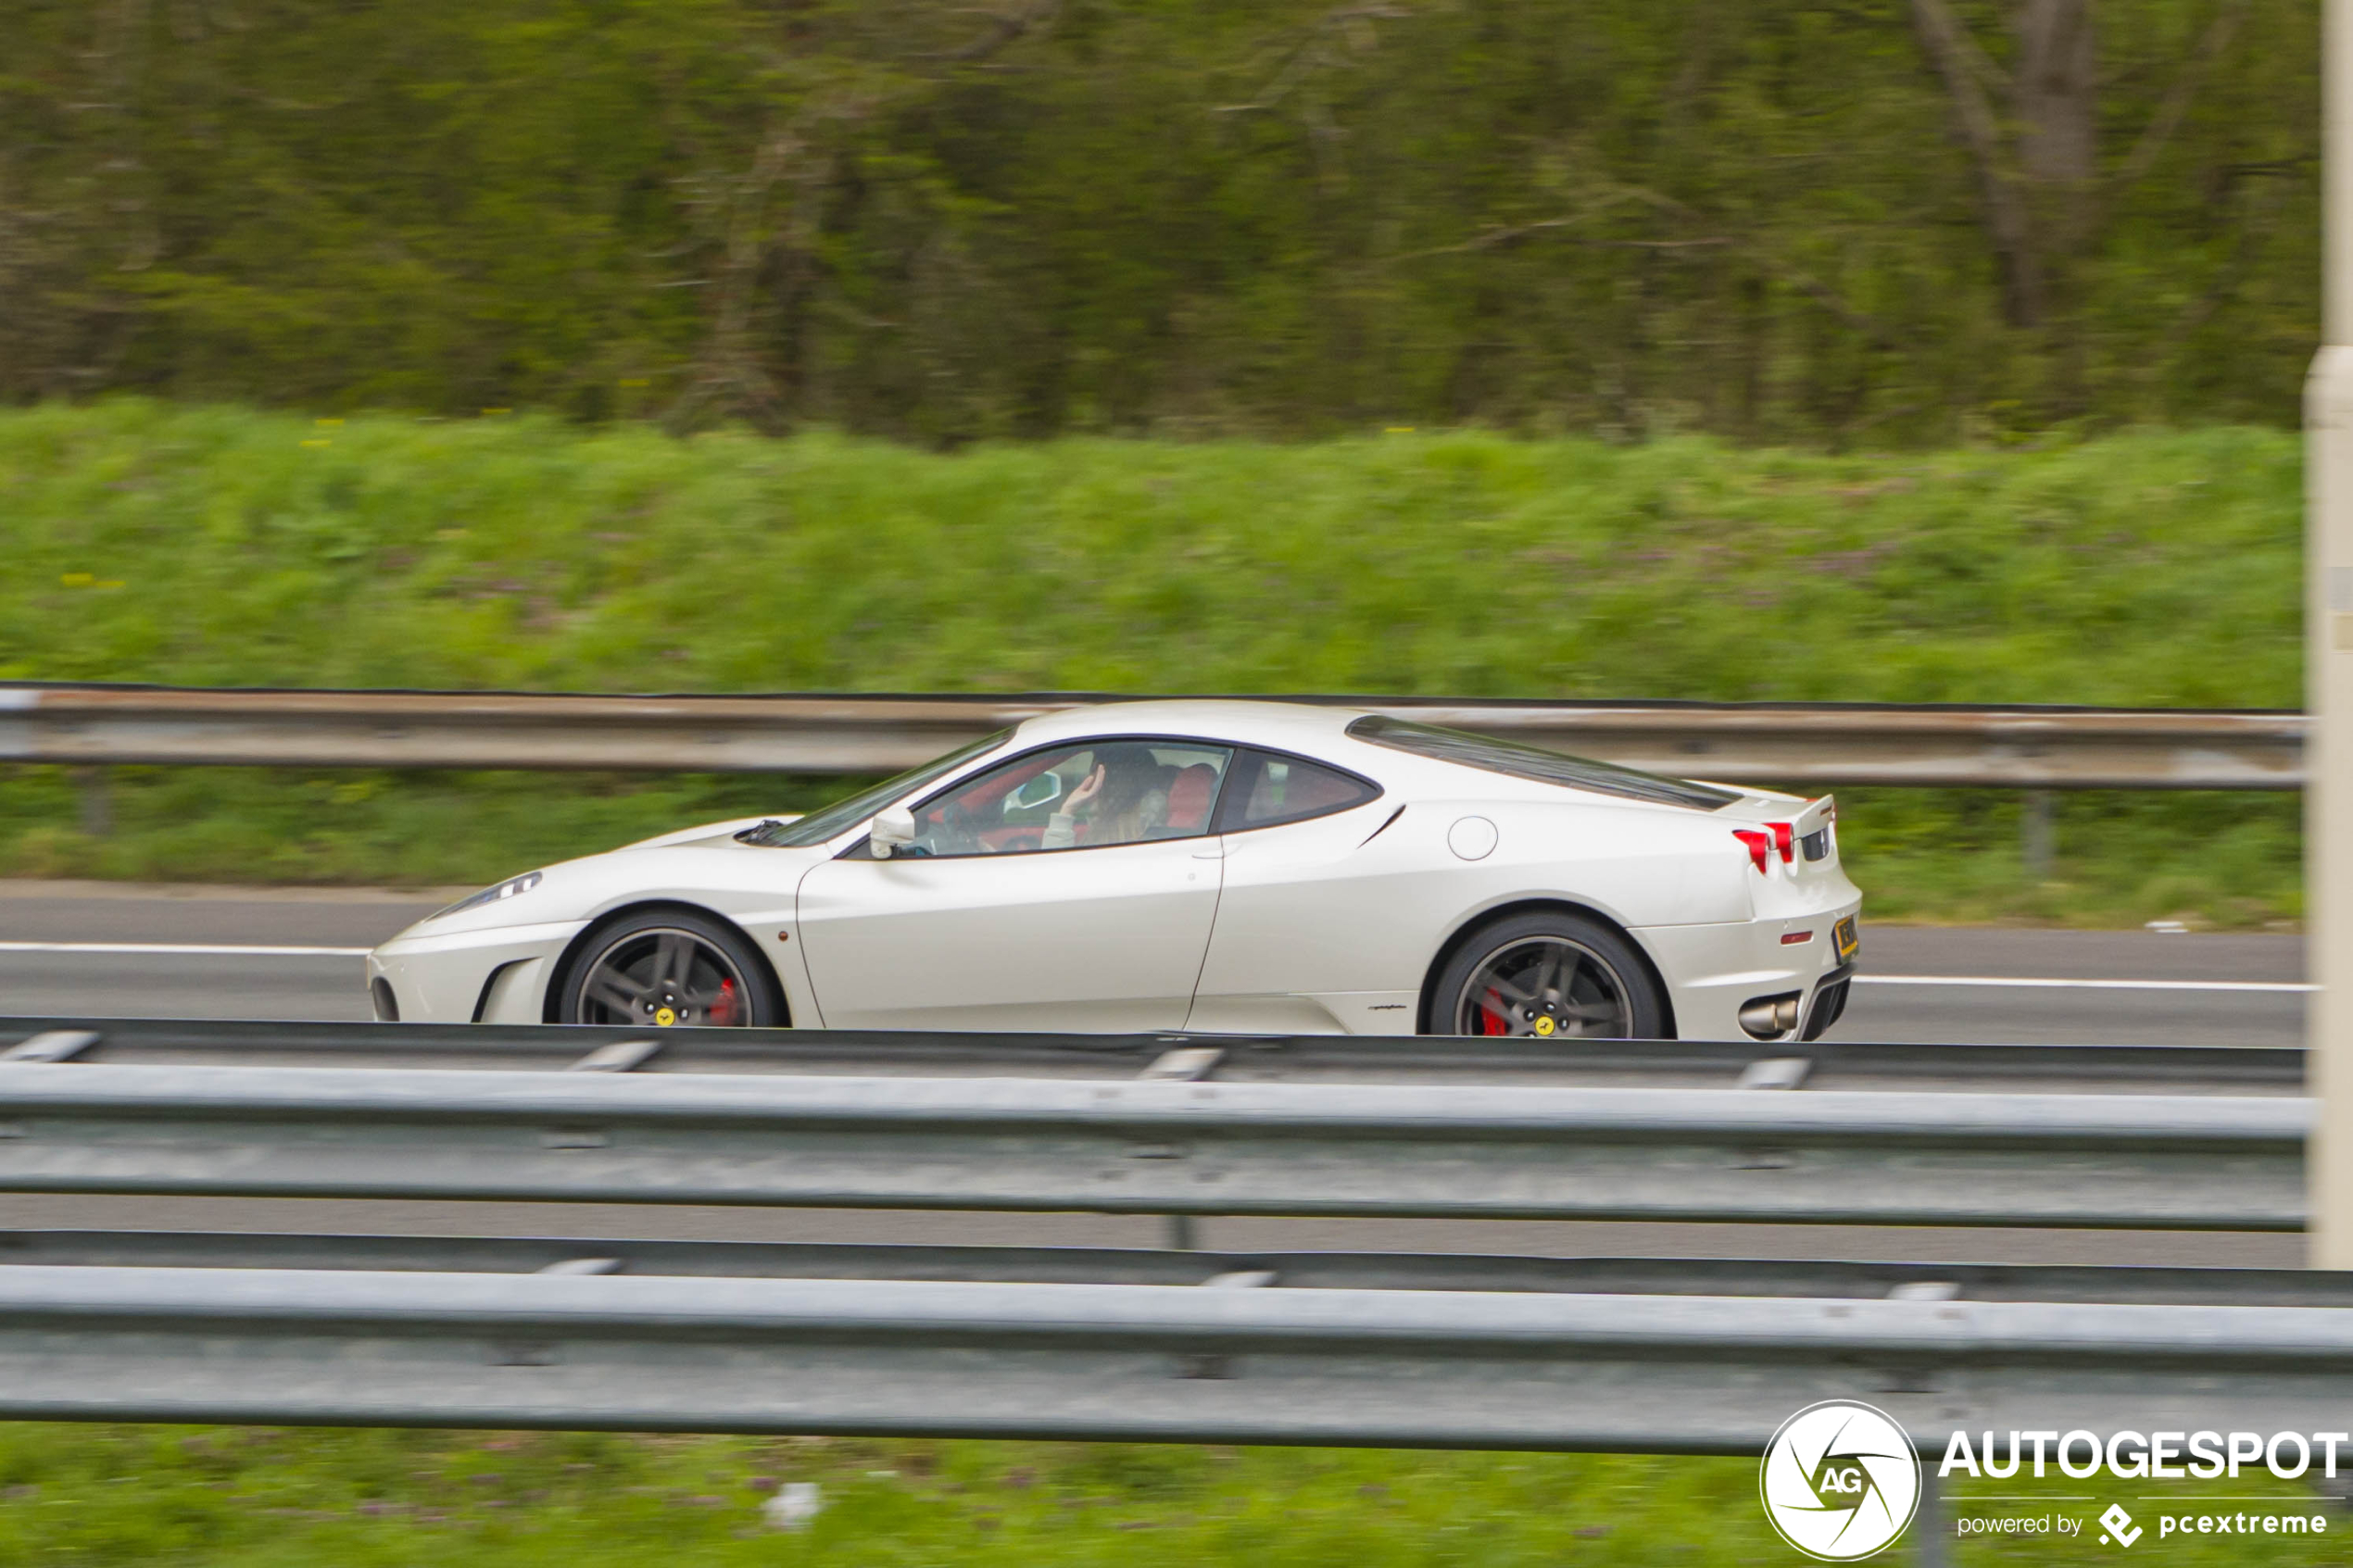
[1041,753,1169,848]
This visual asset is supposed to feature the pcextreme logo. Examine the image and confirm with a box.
[1760,1400,1923,1561]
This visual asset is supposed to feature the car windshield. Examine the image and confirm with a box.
[750,731,1012,847]
[1345,714,1742,810]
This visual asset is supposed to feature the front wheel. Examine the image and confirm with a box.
[1430,911,1666,1039]
[557,909,786,1028]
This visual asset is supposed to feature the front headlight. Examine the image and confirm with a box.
[432,871,543,921]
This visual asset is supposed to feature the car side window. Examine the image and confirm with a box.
[1218,749,1382,833]
[884,740,1235,858]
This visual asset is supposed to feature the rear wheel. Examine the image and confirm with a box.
[1431,910,1666,1039]
[558,909,784,1028]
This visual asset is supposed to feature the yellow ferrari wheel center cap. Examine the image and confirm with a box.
[1533,1015,1555,1036]
[654,1006,677,1026]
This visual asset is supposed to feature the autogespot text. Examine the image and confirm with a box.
[1939,1429,2351,1482]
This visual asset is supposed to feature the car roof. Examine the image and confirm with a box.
[1008,698,1368,752]
[1000,697,1775,816]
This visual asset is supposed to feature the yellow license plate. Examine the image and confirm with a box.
[1833,916,1859,962]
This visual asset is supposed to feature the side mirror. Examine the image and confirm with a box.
[1005,771,1063,813]
[870,806,917,858]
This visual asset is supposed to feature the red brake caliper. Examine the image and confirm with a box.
[1478,988,1509,1035]
[709,977,739,1025]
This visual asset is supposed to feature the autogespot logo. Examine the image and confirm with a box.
[1761,1400,1923,1561]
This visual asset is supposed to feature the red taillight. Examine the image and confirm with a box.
[1732,829,1772,873]
[1768,822,1795,863]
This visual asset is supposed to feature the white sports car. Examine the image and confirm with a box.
[367,699,1861,1041]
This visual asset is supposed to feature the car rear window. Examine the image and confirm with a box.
[1222,750,1382,831]
[1345,715,1742,810]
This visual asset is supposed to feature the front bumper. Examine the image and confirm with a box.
[367,918,585,1024]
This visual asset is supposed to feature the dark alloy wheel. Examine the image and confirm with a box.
[559,909,784,1028]
[1431,910,1666,1039]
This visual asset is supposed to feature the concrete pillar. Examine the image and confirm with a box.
[2309,0,2353,1268]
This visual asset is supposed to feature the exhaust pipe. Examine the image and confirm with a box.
[1737,991,1802,1040]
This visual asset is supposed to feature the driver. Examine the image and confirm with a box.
[1041,748,1170,848]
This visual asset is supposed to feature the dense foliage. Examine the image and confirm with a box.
[1,0,2320,445]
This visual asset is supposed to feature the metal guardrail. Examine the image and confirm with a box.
[0,1016,2308,1093]
[0,1060,2305,1229]
[0,682,2309,788]
[6,1230,2346,1305]
[0,1261,2344,1448]
[0,1030,2321,1446]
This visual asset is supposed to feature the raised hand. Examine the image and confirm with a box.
[1065,762,1107,813]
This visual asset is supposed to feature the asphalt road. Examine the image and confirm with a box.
[0,881,2310,1269]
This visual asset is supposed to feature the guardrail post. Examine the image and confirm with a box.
[2020,790,2055,880]
[71,766,111,838]
[1913,1466,1945,1567]
[2314,0,2353,1270]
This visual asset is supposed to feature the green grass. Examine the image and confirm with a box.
[0,1426,2343,1566]
[0,400,2300,701]
[1834,787,2302,929]
[0,400,2310,922]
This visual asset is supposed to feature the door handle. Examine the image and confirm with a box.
[1191,845,1227,859]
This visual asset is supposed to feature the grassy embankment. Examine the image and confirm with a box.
[0,400,2305,925]
[2,1424,2343,1568]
